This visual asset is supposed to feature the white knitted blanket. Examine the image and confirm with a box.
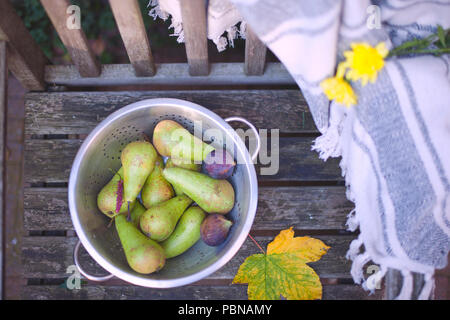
[148,0,246,52]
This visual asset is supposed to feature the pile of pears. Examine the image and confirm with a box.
[97,120,236,275]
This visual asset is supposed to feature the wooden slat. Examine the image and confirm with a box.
[22,235,355,279]
[179,0,209,76]
[44,63,295,87]
[0,0,46,90]
[3,75,27,299]
[109,0,155,76]
[24,186,352,231]
[40,0,100,77]
[24,90,312,135]
[21,284,381,300]
[245,26,267,75]
[0,41,6,299]
[24,138,342,184]
[24,139,80,184]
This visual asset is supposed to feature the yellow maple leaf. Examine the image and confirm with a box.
[232,227,330,300]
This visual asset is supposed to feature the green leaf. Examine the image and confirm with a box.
[437,25,446,48]
[232,228,330,300]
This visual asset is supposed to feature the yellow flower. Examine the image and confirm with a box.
[320,74,357,107]
[343,42,388,86]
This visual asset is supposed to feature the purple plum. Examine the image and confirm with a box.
[200,214,233,246]
[202,148,236,179]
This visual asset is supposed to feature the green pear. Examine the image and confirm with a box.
[129,201,146,229]
[140,195,193,242]
[115,214,165,274]
[97,167,135,218]
[141,155,174,209]
[163,168,235,214]
[121,141,157,213]
[160,206,205,258]
[166,157,201,172]
[152,120,214,163]
[165,158,201,196]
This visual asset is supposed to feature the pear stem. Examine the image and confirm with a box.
[248,233,265,254]
[107,216,115,229]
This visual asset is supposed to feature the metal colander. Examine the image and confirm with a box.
[69,98,260,288]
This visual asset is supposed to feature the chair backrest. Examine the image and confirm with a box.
[0,0,294,91]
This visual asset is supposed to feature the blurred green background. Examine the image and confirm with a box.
[11,0,250,64]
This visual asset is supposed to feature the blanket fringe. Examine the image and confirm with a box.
[148,0,184,43]
[148,0,169,20]
[212,24,246,52]
[311,125,341,161]
[350,252,370,285]
[345,208,359,232]
[345,204,436,299]
[395,270,413,300]
[418,272,434,300]
[346,234,363,260]
[148,0,246,51]
[311,104,346,161]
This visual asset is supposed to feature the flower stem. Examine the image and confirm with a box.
[387,26,450,57]
[389,47,450,57]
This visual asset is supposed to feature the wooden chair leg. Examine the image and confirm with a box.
[180,0,209,76]
[0,40,7,300]
[245,26,267,76]
[0,1,46,91]
[40,0,101,78]
[1,45,27,300]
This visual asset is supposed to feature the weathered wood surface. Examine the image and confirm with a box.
[180,0,209,76]
[22,236,354,279]
[109,0,155,76]
[0,41,5,299]
[40,0,100,77]
[22,282,380,301]
[0,0,46,90]
[24,138,342,184]
[19,88,374,299]
[44,63,295,87]
[24,90,312,135]
[22,284,381,300]
[24,187,352,231]
[245,26,267,75]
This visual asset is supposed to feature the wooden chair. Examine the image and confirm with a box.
[0,0,424,300]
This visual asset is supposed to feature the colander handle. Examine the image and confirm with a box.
[225,117,260,162]
[73,240,114,282]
